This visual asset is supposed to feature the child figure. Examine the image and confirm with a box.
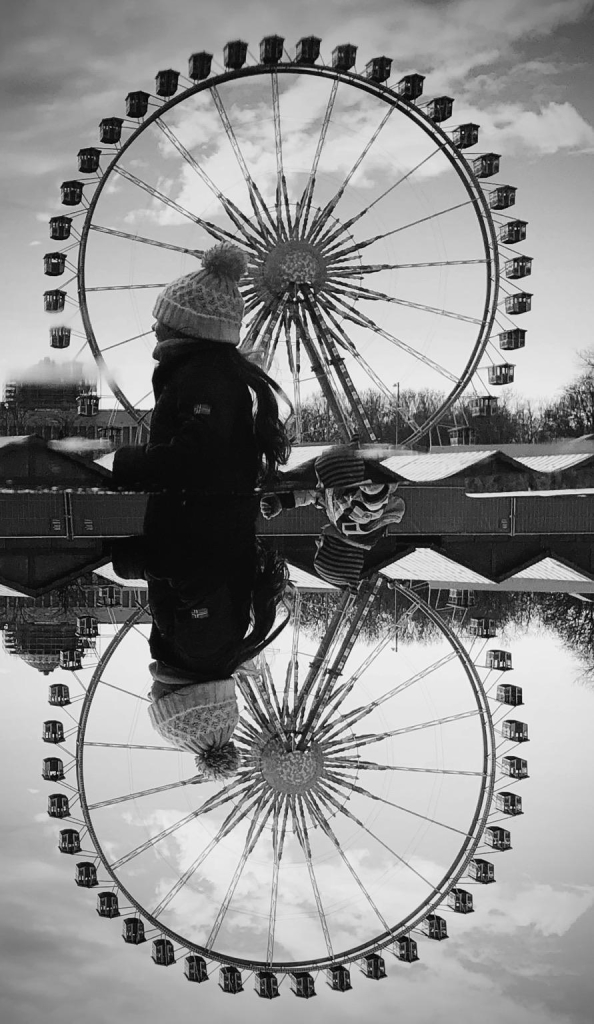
[260,445,406,588]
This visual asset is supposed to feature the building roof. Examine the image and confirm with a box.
[94,565,147,590]
[382,451,498,480]
[512,556,593,582]
[287,443,594,484]
[381,549,493,584]
[380,549,594,592]
[288,564,338,591]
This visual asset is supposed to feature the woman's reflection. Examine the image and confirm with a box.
[114,502,290,779]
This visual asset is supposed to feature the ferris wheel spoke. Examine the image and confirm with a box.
[306,104,397,243]
[242,660,288,743]
[95,679,150,704]
[70,671,87,694]
[236,674,276,734]
[87,775,202,811]
[332,258,490,275]
[289,590,302,717]
[315,299,395,399]
[292,795,334,958]
[314,632,395,736]
[322,769,471,838]
[263,658,287,735]
[304,791,393,933]
[242,284,272,315]
[288,303,352,442]
[154,117,267,252]
[271,72,292,239]
[282,589,303,724]
[316,780,436,889]
[292,588,355,725]
[241,300,282,361]
[100,330,154,354]
[112,164,247,248]
[152,781,268,918]
[326,709,481,756]
[322,200,474,262]
[235,715,261,744]
[281,661,294,725]
[86,282,168,292]
[298,577,382,739]
[342,759,485,776]
[89,223,204,257]
[326,279,483,325]
[266,796,290,964]
[317,148,441,251]
[282,308,304,440]
[318,651,458,744]
[241,302,276,354]
[205,791,276,951]
[305,296,378,441]
[85,741,180,750]
[110,775,254,869]
[258,305,286,372]
[321,290,460,384]
[210,86,277,243]
[295,78,339,239]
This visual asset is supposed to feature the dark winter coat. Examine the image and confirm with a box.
[113,494,259,682]
[112,339,259,494]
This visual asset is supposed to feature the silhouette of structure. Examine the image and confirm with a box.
[1,358,150,444]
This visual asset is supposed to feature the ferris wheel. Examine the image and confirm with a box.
[43,35,532,444]
[38,579,530,993]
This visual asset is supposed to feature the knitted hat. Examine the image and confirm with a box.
[148,670,240,778]
[152,243,248,344]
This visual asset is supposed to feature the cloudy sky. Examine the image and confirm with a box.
[1,0,593,409]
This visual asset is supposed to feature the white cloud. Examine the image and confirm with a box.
[451,99,594,156]
[461,881,594,939]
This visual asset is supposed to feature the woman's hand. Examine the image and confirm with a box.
[260,494,283,519]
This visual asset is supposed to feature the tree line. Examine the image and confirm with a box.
[296,349,594,446]
[299,587,594,681]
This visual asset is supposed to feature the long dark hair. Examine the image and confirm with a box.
[220,544,291,676]
[228,348,292,484]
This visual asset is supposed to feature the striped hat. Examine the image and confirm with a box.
[314,446,367,489]
[313,531,366,588]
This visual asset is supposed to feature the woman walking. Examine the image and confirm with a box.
[111,242,291,495]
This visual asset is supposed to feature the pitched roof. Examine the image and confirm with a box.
[381,549,493,584]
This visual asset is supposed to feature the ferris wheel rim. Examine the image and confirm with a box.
[75,60,501,436]
[74,582,496,972]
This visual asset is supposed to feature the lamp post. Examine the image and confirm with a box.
[393,382,400,449]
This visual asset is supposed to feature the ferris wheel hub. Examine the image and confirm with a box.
[259,737,324,793]
[262,241,327,297]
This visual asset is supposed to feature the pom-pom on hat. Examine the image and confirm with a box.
[152,242,248,344]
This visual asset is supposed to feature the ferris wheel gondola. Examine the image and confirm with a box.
[43,35,531,444]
